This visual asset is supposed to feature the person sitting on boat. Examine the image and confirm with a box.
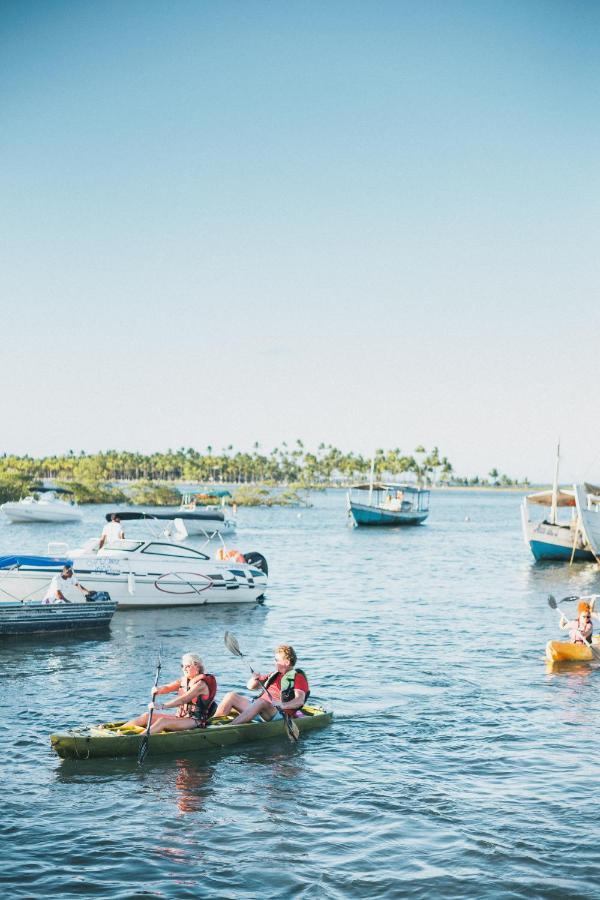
[560,601,593,645]
[123,653,218,734]
[99,514,124,549]
[214,644,309,726]
[43,565,91,604]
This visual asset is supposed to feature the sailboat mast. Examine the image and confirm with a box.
[550,441,560,526]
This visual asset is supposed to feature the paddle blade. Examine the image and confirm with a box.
[548,595,558,611]
[224,631,243,658]
[560,595,580,604]
[137,734,150,766]
[284,715,301,743]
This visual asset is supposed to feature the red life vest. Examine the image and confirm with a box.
[179,674,218,725]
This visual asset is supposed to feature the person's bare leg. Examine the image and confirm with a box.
[123,711,150,728]
[214,691,249,717]
[149,715,199,735]
[230,697,277,725]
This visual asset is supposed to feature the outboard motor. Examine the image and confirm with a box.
[86,591,111,602]
[243,552,268,576]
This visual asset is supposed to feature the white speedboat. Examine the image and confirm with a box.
[1,487,82,524]
[0,531,268,609]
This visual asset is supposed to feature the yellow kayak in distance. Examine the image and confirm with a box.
[545,636,600,663]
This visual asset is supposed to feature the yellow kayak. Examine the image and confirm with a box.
[545,636,600,663]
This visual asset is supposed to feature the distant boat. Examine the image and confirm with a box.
[521,445,595,561]
[1,486,82,524]
[347,481,430,527]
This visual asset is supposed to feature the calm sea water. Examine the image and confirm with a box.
[2,490,600,898]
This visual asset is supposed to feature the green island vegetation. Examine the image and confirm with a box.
[0,444,529,506]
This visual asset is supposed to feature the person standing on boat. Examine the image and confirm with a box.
[99,514,124,549]
[43,565,91,603]
[123,653,218,734]
[214,644,309,725]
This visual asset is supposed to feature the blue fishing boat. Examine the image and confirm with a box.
[0,555,116,636]
[347,482,430,527]
[520,445,596,562]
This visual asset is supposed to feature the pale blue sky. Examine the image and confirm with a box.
[1,1,599,480]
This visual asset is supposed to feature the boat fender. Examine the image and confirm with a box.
[242,552,269,576]
[128,572,136,595]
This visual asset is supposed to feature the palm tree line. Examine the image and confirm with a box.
[0,443,458,486]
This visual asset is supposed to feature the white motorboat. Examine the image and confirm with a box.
[1,487,82,524]
[0,528,268,609]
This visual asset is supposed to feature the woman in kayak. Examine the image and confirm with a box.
[124,653,217,734]
[214,644,309,725]
[560,601,593,645]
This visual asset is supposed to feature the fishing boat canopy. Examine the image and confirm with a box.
[524,489,576,508]
[0,555,73,570]
[349,482,426,494]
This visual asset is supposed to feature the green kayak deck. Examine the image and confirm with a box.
[50,705,333,759]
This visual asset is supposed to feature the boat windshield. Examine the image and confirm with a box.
[141,542,210,560]
[102,540,145,554]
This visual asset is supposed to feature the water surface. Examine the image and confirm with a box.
[2,491,600,898]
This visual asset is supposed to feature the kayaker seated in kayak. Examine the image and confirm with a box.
[560,601,593,645]
[123,653,218,734]
[214,644,309,726]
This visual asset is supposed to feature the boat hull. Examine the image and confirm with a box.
[50,705,333,759]
[0,599,116,635]
[545,639,600,663]
[521,504,594,562]
[1,502,82,524]
[0,564,267,608]
[349,502,428,527]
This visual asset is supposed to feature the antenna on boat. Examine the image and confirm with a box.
[550,439,560,526]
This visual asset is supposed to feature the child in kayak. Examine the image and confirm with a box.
[214,644,309,725]
[560,601,593,645]
[124,653,217,734]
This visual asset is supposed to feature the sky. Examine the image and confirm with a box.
[1,0,599,481]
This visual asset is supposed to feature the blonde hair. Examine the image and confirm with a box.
[275,644,297,666]
[181,653,204,672]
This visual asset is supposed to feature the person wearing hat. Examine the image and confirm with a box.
[99,513,125,549]
[43,565,91,604]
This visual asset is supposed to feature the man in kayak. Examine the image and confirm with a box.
[123,653,218,734]
[214,644,309,725]
[560,601,593,645]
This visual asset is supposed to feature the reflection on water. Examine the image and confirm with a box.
[174,759,216,814]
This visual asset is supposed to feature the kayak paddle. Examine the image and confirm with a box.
[138,645,163,766]
[547,595,600,661]
[223,631,300,742]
